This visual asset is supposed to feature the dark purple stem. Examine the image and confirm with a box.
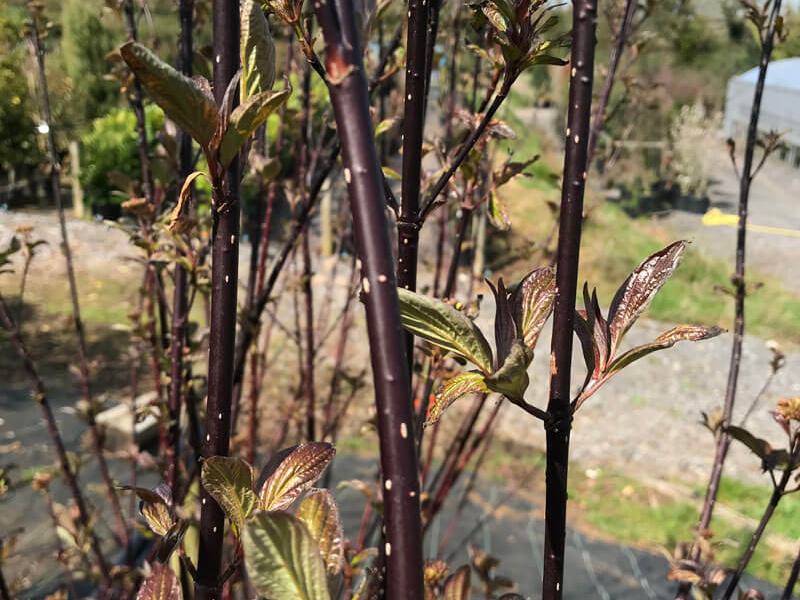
[542,2,597,598]
[195,1,240,598]
[314,3,424,597]
[678,2,783,596]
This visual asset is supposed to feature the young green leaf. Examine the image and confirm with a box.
[511,267,556,350]
[427,371,489,426]
[397,287,494,375]
[297,489,344,575]
[218,88,291,167]
[201,456,257,536]
[259,442,336,511]
[607,241,686,357]
[119,42,219,148]
[606,325,723,375]
[244,511,331,600]
[485,341,532,402]
[488,192,511,231]
[135,564,181,600]
[443,565,471,600]
[241,0,276,101]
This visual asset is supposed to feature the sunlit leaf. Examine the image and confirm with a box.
[374,117,399,138]
[168,171,207,233]
[297,489,344,575]
[606,325,723,375]
[382,165,401,180]
[443,565,471,600]
[607,241,686,356]
[136,564,181,600]
[219,87,291,167]
[244,511,331,600]
[398,288,494,374]
[427,371,489,426]
[512,267,556,350]
[122,484,174,536]
[485,341,532,402]
[241,0,276,101]
[201,456,257,536]
[482,4,509,32]
[259,442,336,511]
[488,192,511,231]
[120,42,218,147]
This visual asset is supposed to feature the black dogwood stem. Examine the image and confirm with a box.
[586,0,636,166]
[677,2,782,597]
[230,35,406,420]
[195,1,240,598]
[397,0,430,372]
[542,2,597,598]
[314,3,424,598]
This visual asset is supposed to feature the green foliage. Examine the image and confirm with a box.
[120,42,219,149]
[61,0,117,124]
[244,512,331,600]
[201,456,257,536]
[80,105,164,207]
[0,13,40,171]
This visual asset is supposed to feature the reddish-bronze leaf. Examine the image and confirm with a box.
[606,325,723,375]
[136,564,181,600]
[607,241,687,357]
[511,267,555,351]
[488,278,516,366]
[259,442,336,511]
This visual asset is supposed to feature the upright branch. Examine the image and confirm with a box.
[586,0,636,166]
[678,2,783,596]
[166,0,194,500]
[122,0,156,204]
[195,2,240,598]
[397,0,430,368]
[542,2,597,598]
[0,293,112,586]
[26,4,128,548]
[313,3,424,598]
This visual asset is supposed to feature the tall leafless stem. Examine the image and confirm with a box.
[541,2,597,598]
[314,3,424,597]
[27,9,128,548]
[586,0,636,166]
[166,0,194,501]
[677,3,783,596]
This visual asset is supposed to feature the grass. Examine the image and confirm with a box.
[493,107,800,346]
[482,439,797,586]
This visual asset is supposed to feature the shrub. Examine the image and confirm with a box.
[80,105,164,209]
